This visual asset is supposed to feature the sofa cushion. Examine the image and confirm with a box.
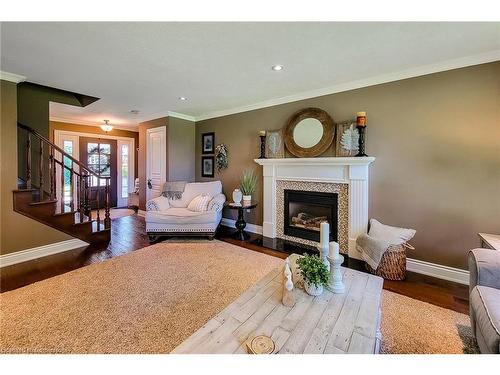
[470,285,500,353]
[145,207,218,225]
[170,181,223,208]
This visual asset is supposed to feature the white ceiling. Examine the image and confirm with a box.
[1,22,499,129]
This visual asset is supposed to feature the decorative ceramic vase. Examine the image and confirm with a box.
[242,195,252,204]
[232,189,242,205]
[304,281,323,296]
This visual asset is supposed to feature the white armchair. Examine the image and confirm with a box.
[145,181,226,242]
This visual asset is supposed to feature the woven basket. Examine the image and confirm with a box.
[365,243,414,281]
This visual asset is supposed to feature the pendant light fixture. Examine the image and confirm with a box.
[100,119,113,133]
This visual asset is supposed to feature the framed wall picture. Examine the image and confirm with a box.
[335,121,359,157]
[201,156,215,178]
[202,132,215,154]
[265,129,285,158]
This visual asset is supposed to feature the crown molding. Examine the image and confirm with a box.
[167,111,196,122]
[50,117,139,132]
[194,50,500,122]
[0,70,26,84]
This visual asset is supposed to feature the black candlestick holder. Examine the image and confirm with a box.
[259,135,267,159]
[356,126,368,157]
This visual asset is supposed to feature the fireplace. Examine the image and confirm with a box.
[284,189,338,243]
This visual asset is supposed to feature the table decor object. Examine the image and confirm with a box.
[317,221,331,271]
[246,335,275,354]
[232,188,242,205]
[265,129,285,158]
[296,253,330,296]
[282,258,295,307]
[258,130,266,159]
[240,169,257,204]
[215,143,228,172]
[327,251,345,294]
[355,111,368,157]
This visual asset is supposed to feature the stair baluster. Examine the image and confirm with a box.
[26,132,32,189]
[105,178,111,229]
[39,140,44,200]
[49,145,55,199]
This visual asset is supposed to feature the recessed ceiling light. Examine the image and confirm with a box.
[179,96,187,101]
[271,65,284,71]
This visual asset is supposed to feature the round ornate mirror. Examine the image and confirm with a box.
[284,108,335,157]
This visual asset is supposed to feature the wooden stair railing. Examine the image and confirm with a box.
[14,123,111,244]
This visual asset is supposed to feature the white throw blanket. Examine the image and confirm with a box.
[356,233,393,269]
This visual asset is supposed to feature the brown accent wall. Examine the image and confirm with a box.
[49,121,139,179]
[1,80,72,255]
[195,62,500,269]
[138,117,169,210]
[168,117,196,182]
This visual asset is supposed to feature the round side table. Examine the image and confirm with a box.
[226,202,258,241]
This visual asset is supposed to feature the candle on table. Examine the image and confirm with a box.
[258,130,267,136]
[356,111,367,127]
[320,221,329,249]
[329,241,340,258]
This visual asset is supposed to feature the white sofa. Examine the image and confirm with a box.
[145,181,226,242]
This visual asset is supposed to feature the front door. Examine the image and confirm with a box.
[79,137,117,208]
[146,126,167,201]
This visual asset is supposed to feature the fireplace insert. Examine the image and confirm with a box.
[284,189,338,242]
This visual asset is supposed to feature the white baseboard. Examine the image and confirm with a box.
[0,239,89,268]
[221,218,263,235]
[406,258,469,285]
[220,219,469,285]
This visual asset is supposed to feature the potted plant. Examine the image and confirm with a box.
[296,254,330,296]
[240,170,257,204]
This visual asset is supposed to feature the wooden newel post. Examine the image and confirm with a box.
[104,178,111,229]
[26,132,32,189]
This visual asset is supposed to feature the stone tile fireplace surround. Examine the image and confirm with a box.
[254,157,375,259]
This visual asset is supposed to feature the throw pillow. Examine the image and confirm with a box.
[368,218,416,245]
[187,194,211,212]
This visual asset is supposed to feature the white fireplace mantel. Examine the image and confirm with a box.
[254,157,375,259]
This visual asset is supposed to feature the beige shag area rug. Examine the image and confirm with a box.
[380,290,479,354]
[1,240,479,354]
[0,240,282,353]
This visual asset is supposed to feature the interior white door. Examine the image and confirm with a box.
[146,126,167,202]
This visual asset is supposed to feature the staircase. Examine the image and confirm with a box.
[13,123,111,244]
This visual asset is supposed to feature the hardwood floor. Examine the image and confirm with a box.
[0,213,150,292]
[1,214,469,315]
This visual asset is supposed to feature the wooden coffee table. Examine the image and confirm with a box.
[172,254,383,354]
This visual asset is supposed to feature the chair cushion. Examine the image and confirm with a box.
[470,285,500,353]
[146,195,170,211]
[187,194,211,212]
[169,181,223,208]
[145,208,218,225]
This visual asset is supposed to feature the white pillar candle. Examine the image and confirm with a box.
[329,241,340,258]
[320,222,329,248]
